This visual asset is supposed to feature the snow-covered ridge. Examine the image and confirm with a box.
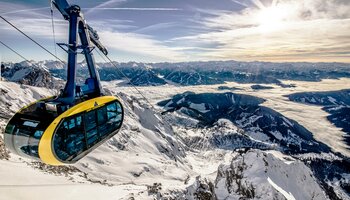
[0,81,56,117]
[75,93,189,185]
[0,80,350,199]
[288,89,350,148]
[181,150,328,200]
[1,61,63,89]
[213,150,327,200]
[159,92,331,154]
[3,60,350,88]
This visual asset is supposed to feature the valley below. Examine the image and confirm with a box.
[0,61,350,199]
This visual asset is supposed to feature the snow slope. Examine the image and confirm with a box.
[213,150,327,200]
[0,81,190,199]
[1,79,350,199]
[75,93,190,188]
[0,81,56,118]
[102,78,350,157]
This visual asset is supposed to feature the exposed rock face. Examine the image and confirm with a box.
[164,71,223,86]
[288,89,350,146]
[288,89,350,106]
[129,69,166,86]
[178,119,274,152]
[0,135,10,160]
[217,86,242,91]
[214,150,327,200]
[29,161,81,177]
[185,177,217,200]
[159,92,330,154]
[2,62,63,89]
[4,60,350,87]
[182,150,328,200]
[251,84,274,90]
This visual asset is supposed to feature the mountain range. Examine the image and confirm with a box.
[2,60,349,87]
[0,60,350,199]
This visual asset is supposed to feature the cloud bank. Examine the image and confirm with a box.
[0,0,349,62]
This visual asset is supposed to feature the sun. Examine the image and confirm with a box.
[256,3,290,33]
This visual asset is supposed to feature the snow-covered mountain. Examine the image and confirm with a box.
[1,61,350,199]
[159,92,331,154]
[129,69,167,86]
[288,89,350,148]
[163,71,224,85]
[0,81,189,199]
[36,60,66,70]
[288,89,350,106]
[4,60,350,88]
[1,61,63,89]
[0,81,55,118]
[210,150,327,200]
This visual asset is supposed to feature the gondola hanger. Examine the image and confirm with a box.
[3,0,124,165]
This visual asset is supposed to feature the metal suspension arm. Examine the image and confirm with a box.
[52,0,108,55]
[52,0,107,104]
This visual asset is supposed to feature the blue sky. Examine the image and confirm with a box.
[0,0,350,63]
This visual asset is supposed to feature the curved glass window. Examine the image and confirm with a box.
[54,115,86,161]
[4,100,56,160]
[53,100,123,162]
[4,118,44,159]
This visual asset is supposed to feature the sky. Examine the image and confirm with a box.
[0,0,350,63]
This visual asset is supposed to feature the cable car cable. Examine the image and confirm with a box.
[0,11,154,110]
[0,40,54,75]
[1,11,160,114]
[3,0,125,165]
[0,15,64,63]
[50,1,58,61]
[1,14,166,121]
[95,50,177,134]
[1,7,169,126]
[0,40,34,65]
[95,49,157,111]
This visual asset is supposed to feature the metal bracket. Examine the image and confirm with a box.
[57,43,74,54]
[78,45,95,54]
[57,43,95,54]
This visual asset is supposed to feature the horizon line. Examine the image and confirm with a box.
[1,59,350,65]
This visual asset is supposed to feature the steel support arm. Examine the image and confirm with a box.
[52,0,105,104]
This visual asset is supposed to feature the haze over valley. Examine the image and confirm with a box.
[0,60,350,199]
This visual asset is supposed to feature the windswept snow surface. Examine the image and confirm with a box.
[267,177,296,200]
[75,93,190,188]
[0,158,148,200]
[0,81,56,117]
[0,78,350,199]
[0,81,189,199]
[103,78,350,157]
[213,150,327,200]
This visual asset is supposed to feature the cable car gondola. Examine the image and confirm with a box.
[4,0,124,165]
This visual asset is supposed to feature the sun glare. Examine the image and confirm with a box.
[257,4,290,33]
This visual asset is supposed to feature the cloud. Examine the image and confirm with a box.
[89,7,181,11]
[173,0,350,62]
[0,17,67,38]
[85,0,127,15]
[0,13,186,62]
[1,0,349,63]
[0,7,49,16]
[99,31,187,61]
[231,0,249,8]
[134,22,179,34]
[89,19,136,32]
